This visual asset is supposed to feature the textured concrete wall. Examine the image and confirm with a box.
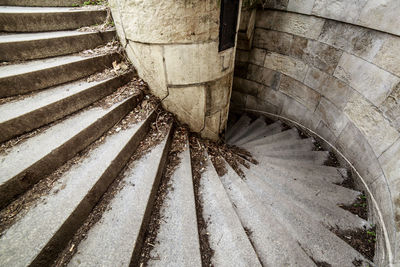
[110,0,241,140]
[233,4,400,266]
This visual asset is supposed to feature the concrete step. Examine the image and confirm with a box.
[241,128,299,148]
[0,6,107,32]
[234,120,282,146]
[219,161,317,266]
[244,166,368,231]
[0,0,85,7]
[258,151,330,165]
[0,30,115,61]
[245,172,373,266]
[199,156,261,267]
[249,162,361,206]
[0,52,120,97]
[147,136,202,267]
[225,114,251,142]
[0,71,134,143]
[0,94,143,208]
[247,137,315,153]
[0,111,156,267]
[228,116,267,145]
[69,126,172,267]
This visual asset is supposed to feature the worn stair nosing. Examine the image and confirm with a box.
[0,6,107,32]
[0,71,134,143]
[0,52,121,97]
[0,30,116,61]
[234,120,282,146]
[0,0,85,7]
[0,94,143,209]
[0,110,157,267]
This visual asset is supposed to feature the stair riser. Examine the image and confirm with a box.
[0,53,120,97]
[0,95,142,209]
[30,111,157,267]
[0,71,134,143]
[0,31,115,61]
[0,0,85,6]
[0,10,107,32]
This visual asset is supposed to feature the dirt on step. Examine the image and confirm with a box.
[138,126,189,266]
[189,135,214,267]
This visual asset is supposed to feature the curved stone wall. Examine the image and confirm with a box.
[109,0,241,140]
[232,5,400,266]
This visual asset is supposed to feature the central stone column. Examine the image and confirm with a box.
[109,0,241,140]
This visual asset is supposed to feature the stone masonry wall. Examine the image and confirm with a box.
[232,2,400,266]
[109,0,241,140]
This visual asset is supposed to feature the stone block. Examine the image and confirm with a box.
[239,10,251,32]
[126,42,167,99]
[334,53,400,106]
[315,97,348,136]
[234,61,249,79]
[260,0,289,10]
[164,42,234,85]
[315,120,337,145]
[256,10,325,40]
[245,94,279,114]
[344,94,399,157]
[358,0,400,37]
[231,91,247,109]
[373,36,400,77]
[118,0,219,43]
[304,67,354,110]
[247,64,280,89]
[253,28,293,55]
[291,38,343,74]
[281,96,321,130]
[201,111,221,141]
[379,138,400,191]
[264,52,308,82]
[287,0,315,14]
[335,121,383,182]
[206,73,232,116]
[319,20,385,61]
[232,77,259,97]
[248,48,266,66]
[312,0,368,24]
[235,49,250,63]
[279,75,320,111]
[257,85,286,110]
[108,0,126,46]
[162,85,206,132]
[380,82,400,131]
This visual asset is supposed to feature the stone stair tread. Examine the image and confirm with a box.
[234,120,282,146]
[0,52,119,97]
[69,127,172,267]
[199,156,261,267]
[246,137,315,153]
[225,114,251,141]
[244,166,368,231]
[228,116,266,145]
[147,137,202,267]
[0,30,115,61]
[0,71,133,142]
[240,128,299,148]
[0,95,140,208]
[0,6,103,13]
[0,111,155,267]
[248,162,361,206]
[219,160,317,266]
[245,172,373,266]
[258,151,330,165]
[0,0,85,7]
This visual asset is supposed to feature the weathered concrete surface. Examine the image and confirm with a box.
[147,138,201,267]
[200,158,262,267]
[0,111,156,267]
[0,6,107,32]
[0,53,120,97]
[0,30,115,61]
[69,128,172,267]
[0,95,143,209]
[0,71,133,143]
